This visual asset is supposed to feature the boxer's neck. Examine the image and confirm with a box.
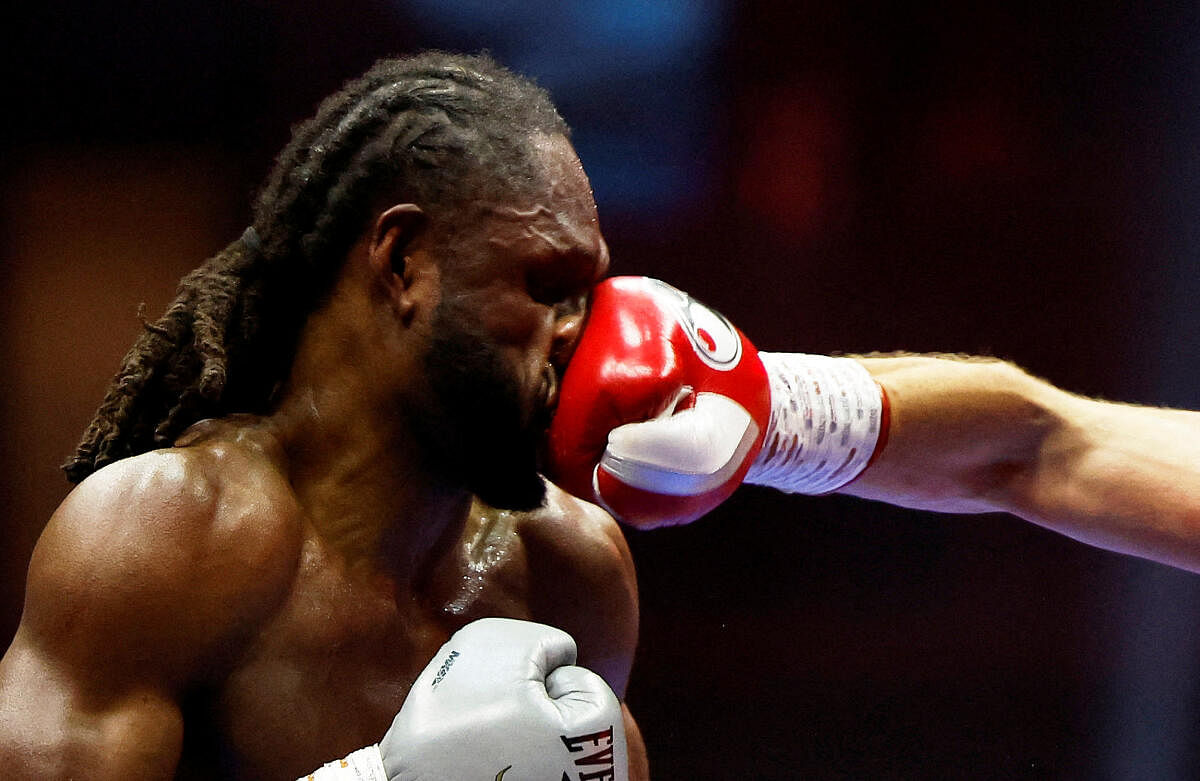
[266,274,471,585]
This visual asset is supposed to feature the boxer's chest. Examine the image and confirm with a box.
[187,512,534,780]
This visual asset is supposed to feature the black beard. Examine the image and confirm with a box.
[414,297,547,511]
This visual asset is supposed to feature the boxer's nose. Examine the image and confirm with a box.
[550,313,583,374]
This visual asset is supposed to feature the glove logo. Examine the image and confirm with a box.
[647,279,742,371]
[430,650,459,688]
[560,726,617,780]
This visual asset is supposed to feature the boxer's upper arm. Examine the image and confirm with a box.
[0,630,183,779]
[0,472,190,778]
[0,450,299,778]
[524,485,640,697]
[622,703,651,781]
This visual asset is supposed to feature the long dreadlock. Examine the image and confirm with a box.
[64,51,570,484]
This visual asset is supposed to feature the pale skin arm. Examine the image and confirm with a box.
[842,354,1200,572]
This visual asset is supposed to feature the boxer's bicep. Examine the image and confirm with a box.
[0,477,196,778]
[0,452,290,779]
[622,704,651,780]
[0,631,183,780]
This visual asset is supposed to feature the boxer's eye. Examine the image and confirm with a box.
[553,292,588,319]
[528,274,573,307]
[527,259,591,308]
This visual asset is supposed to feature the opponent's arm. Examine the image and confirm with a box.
[844,354,1200,571]
[546,277,879,527]
[547,277,1200,573]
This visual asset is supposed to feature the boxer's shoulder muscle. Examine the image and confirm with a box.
[0,427,302,777]
[25,431,303,686]
[516,482,639,695]
[525,481,637,596]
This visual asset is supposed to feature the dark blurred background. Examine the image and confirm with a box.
[3,1,1198,777]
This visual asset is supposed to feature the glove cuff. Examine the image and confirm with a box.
[745,353,888,494]
[297,745,389,781]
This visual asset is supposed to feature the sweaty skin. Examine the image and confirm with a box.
[0,134,649,780]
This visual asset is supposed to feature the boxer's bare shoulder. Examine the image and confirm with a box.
[514,481,639,695]
[25,416,304,685]
[500,482,647,775]
[426,480,638,695]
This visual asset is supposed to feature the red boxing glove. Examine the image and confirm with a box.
[545,277,771,529]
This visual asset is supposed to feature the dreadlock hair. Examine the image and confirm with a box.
[64,51,571,484]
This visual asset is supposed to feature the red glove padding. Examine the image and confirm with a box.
[545,277,770,528]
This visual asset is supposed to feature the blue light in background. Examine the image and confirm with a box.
[396,0,728,220]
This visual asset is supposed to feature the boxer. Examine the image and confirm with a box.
[547,276,1200,573]
[0,53,647,779]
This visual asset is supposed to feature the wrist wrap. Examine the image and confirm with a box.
[299,745,388,781]
[745,353,888,494]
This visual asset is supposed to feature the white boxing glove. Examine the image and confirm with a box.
[299,617,627,781]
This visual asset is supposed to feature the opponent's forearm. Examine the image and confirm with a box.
[845,354,1200,571]
[545,276,1200,570]
[841,355,1053,513]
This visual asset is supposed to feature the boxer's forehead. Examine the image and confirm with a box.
[478,133,609,280]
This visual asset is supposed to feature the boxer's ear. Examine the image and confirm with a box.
[369,203,429,323]
[370,203,425,278]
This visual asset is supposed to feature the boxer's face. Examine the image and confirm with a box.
[415,133,609,510]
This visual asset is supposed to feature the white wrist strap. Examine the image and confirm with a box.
[745,353,886,495]
[298,745,388,781]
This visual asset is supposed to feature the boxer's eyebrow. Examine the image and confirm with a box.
[526,246,602,305]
